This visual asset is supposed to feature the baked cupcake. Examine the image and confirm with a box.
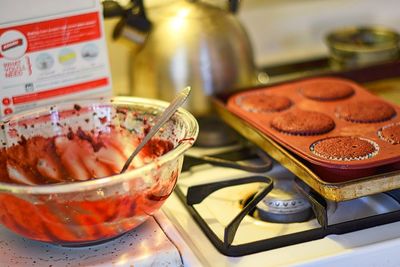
[271,109,335,135]
[336,100,396,123]
[378,123,400,144]
[310,136,379,161]
[300,81,354,101]
[237,93,292,113]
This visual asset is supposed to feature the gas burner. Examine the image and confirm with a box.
[239,173,313,223]
[255,174,313,223]
[195,115,240,147]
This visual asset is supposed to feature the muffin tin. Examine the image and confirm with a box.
[227,77,400,182]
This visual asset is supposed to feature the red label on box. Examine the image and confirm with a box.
[0,12,101,58]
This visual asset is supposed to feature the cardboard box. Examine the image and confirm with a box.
[0,0,112,117]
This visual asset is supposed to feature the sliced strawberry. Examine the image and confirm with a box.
[55,136,91,180]
[6,161,37,185]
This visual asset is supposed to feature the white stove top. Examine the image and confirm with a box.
[160,159,400,266]
[162,193,400,267]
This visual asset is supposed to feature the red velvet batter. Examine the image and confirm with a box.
[0,127,173,185]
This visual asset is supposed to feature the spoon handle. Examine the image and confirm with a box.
[120,86,191,173]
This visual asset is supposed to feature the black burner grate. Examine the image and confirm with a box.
[177,145,400,257]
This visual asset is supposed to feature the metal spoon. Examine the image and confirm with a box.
[120,86,191,173]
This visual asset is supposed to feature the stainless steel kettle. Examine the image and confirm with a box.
[110,0,258,116]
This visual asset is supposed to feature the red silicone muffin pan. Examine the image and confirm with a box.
[227,77,400,181]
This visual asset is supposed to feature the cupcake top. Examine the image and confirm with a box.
[271,109,335,135]
[237,93,292,113]
[300,81,354,101]
[378,123,400,144]
[310,136,379,161]
[336,100,396,123]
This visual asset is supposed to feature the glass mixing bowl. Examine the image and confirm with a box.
[0,97,198,246]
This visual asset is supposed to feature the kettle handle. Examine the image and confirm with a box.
[108,0,151,43]
[228,0,240,14]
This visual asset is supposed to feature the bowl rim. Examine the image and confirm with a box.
[0,96,199,194]
[325,25,400,52]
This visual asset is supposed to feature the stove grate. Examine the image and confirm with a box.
[176,179,400,257]
[178,137,400,256]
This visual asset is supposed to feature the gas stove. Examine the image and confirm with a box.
[3,1,400,265]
